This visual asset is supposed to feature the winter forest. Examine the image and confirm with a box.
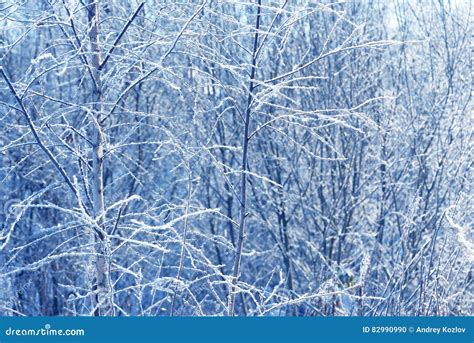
[0,0,472,317]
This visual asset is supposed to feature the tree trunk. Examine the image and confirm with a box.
[228,0,261,316]
[86,0,113,316]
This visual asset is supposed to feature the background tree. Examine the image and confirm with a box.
[0,0,471,316]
